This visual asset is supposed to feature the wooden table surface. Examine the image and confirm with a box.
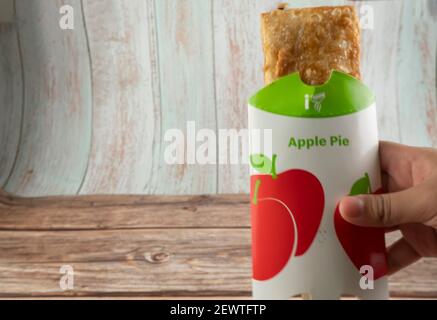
[1,190,436,299]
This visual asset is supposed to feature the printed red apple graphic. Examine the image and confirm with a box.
[334,173,388,280]
[250,154,325,281]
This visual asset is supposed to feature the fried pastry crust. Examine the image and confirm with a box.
[261,6,361,85]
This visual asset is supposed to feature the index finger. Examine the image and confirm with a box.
[379,141,417,190]
[379,141,412,173]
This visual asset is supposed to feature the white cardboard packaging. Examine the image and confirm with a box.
[248,72,389,300]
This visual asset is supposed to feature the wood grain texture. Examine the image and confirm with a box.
[0,192,435,298]
[0,0,435,196]
[3,0,92,196]
[213,0,269,194]
[151,0,217,195]
[0,22,22,187]
[0,193,249,230]
[357,0,403,142]
[0,0,14,23]
[78,0,158,194]
[397,0,437,147]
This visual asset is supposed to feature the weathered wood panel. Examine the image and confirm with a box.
[0,22,22,187]
[78,0,158,194]
[213,0,270,194]
[0,193,435,298]
[1,261,434,298]
[397,0,437,147]
[0,0,14,23]
[3,0,92,196]
[150,0,217,194]
[0,194,249,230]
[358,0,403,142]
[0,0,435,196]
[1,252,433,298]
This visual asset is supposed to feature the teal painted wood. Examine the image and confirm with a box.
[150,0,217,194]
[0,0,435,196]
[213,0,271,194]
[141,0,163,194]
[358,1,403,143]
[4,0,92,196]
[0,23,22,187]
[397,0,437,147]
[78,0,158,194]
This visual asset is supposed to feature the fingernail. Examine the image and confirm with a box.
[340,196,365,219]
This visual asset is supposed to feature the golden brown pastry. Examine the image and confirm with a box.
[261,6,361,85]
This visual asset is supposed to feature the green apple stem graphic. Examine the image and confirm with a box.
[250,153,278,179]
[253,179,262,205]
[271,154,278,179]
[350,172,372,196]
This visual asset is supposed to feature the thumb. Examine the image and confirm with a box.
[339,185,432,227]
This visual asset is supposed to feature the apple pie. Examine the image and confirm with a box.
[261,5,361,85]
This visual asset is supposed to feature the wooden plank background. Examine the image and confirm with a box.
[0,0,14,23]
[0,192,436,298]
[0,0,435,299]
[0,0,435,197]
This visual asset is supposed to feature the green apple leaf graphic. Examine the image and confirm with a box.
[350,173,372,196]
[250,154,278,179]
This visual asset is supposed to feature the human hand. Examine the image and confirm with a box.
[340,141,437,275]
